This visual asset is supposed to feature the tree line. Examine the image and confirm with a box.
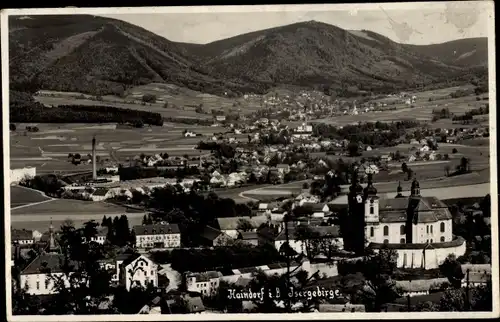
[10,91,163,126]
[150,243,284,274]
[313,120,420,147]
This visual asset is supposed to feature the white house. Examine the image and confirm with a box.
[11,229,34,245]
[216,216,268,239]
[185,271,223,297]
[89,227,108,244]
[133,224,181,249]
[90,188,113,201]
[293,123,313,138]
[20,253,80,295]
[119,254,158,291]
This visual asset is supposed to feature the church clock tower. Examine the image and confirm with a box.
[348,171,365,255]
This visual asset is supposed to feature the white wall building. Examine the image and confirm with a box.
[119,254,158,291]
[10,167,36,184]
[185,271,223,297]
[133,224,181,249]
[362,178,466,269]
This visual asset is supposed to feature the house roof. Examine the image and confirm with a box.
[120,253,147,267]
[93,187,110,196]
[133,224,180,236]
[185,296,205,313]
[396,278,449,293]
[300,202,329,212]
[21,253,79,275]
[240,231,259,240]
[11,229,33,241]
[200,226,223,241]
[217,216,268,231]
[378,197,452,223]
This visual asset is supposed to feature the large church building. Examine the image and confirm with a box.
[349,174,466,269]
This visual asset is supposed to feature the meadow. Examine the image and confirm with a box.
[34,82,265,119]
[10,185,51,207]
[10,122,226,173]
[312,86,488,127]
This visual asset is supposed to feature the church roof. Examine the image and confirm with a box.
[378,196,451,223]
[21,253,79,275]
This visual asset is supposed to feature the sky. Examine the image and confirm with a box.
[102,2,492,45]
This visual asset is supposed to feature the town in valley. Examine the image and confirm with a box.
[6,4,494,317]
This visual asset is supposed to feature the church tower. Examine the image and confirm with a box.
[406,177,421,244]
[364,173,379,223]
[348,171,365,255]
[364,173,379,245]
[395,181,404,198]
[46,220,60,254]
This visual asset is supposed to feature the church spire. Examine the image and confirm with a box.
[410,176,420,197]
[363,173,378,199]
[47,218,60,254]
[396,181,404,198]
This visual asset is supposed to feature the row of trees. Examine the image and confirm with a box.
[150,243,284,274]
[313,120,420,147]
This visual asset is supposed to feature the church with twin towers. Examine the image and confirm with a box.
[347,172,466,269]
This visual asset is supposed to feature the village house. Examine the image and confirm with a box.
[11,229,34,245]
[185,271,223,297]
[274,225,343,256]
[238,231,260,246]
[216,216,268,239]
[20,253,80,295]
[119,253,158,291]
[298,203,331,218]
[19,224,79,295]
[90,187,113,201]
[276,164,291,174]
[199,226,234,247]
[133,224,181,249]
[215,115,226,122]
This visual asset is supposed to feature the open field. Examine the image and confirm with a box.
[10,211,145,232]
[10,185,51,207]
[330,182,491,205]
[10,122,226,172]
[312,86,488,126]
[35,83,265,119]
[10,167,147,230]
[241,170,490,202]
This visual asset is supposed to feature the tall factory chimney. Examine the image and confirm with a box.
[92,136,97,181]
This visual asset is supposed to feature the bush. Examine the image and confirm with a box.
[452,148,458,154]
[9,123,16,131]
[142,94,157,103]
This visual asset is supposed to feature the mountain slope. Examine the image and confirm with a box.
[403,37,488,67]
[9,16,488,97]
[9,15,255,96]
[181,21,486,93]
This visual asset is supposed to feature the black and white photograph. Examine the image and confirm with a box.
[2,2,498,320]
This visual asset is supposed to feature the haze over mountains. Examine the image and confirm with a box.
[9,15,488,97]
